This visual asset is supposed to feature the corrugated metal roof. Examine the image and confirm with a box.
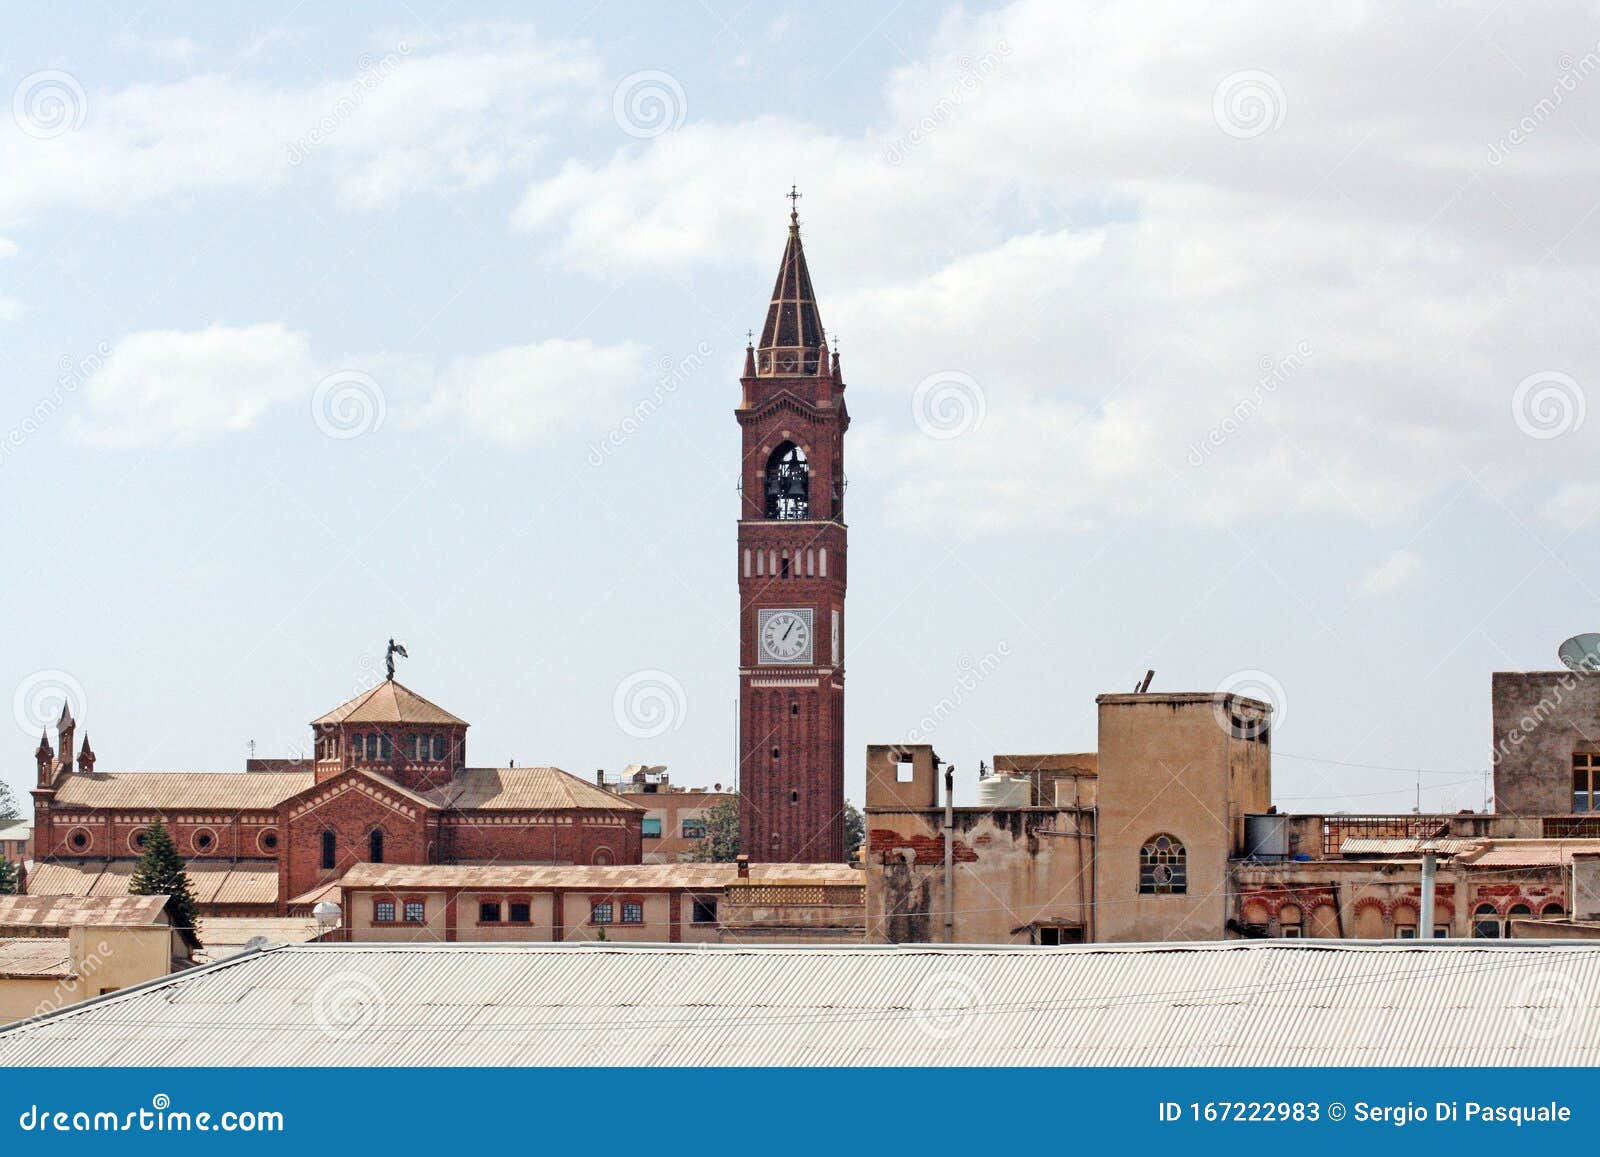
[338,862,861,890]
[4,940,1600,1067]
[1339,837,1478,856]
[312,680,466,726]
[28,859,279,906]
[430,767,644,812]
[51,770,312,809]
[1468,839,1600,868]
[0,893,169,928]
[0,938,72,979]
[194,918,322,963]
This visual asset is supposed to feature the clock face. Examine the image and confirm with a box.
[759,608,813,665]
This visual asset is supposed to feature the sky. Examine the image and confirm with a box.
[3,1,1600,816]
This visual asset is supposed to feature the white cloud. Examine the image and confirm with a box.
[413,339,647,445]
[1357,549,1426,597]
[112,32,205,63]
[1541,483,1600,532]
[69,323,643,448]
[0,26,598,223]
[513,0,1600,530]
[72,324,320,446]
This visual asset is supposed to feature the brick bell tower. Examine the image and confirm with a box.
[737,194,848,863]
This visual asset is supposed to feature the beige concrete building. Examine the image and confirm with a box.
[867,676,1600,945]
[336,860,864,943]
[597,767,734,863]
[866,746,1095,944]
[0,894,196,1022]
[867,691,1268,944]
[0,819,30,866]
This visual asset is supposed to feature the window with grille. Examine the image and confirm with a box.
[622,902,644,924]
[403,901,424,923]
[374,901,395,923]
[592,902,613,924]
[1138,834,1187,894]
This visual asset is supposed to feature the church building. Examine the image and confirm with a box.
[26,672,644,917]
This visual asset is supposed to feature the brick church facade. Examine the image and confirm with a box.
[27,681,643,917]
[737,202,849,863]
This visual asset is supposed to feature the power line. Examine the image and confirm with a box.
[1276,751,1487,776]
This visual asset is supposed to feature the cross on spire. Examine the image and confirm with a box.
[787,184,802,220]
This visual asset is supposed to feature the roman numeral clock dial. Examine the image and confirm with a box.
[759,608,813,665]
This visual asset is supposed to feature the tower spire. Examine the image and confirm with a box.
[756,193,825,377]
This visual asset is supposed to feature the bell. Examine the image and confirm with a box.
[785,472,808,499]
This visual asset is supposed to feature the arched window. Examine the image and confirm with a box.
[1472,902,1501,939]
[321,830,337,870]
[1138,834,1186,894]
[763,442,809,520]
[1543,901,1566,918]
[369,829,385,864]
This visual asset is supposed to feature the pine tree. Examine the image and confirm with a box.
[843,801,865,860]
[128,818,198,933]
[691,797,741,863]
[0,778,19,822]
[0,859,17,895]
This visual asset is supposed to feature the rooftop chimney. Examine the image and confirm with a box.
[735,854,750,879]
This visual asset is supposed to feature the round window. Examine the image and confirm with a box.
[68,828,90,851]
[258,829,280,853]
[193,829,215,853]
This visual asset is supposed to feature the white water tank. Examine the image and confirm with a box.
[976,774,1032,808]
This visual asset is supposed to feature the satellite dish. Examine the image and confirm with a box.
[1558,633,1600,673]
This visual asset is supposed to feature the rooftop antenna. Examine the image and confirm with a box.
[1558,633,1600,673]
[1135,669,1155,693]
